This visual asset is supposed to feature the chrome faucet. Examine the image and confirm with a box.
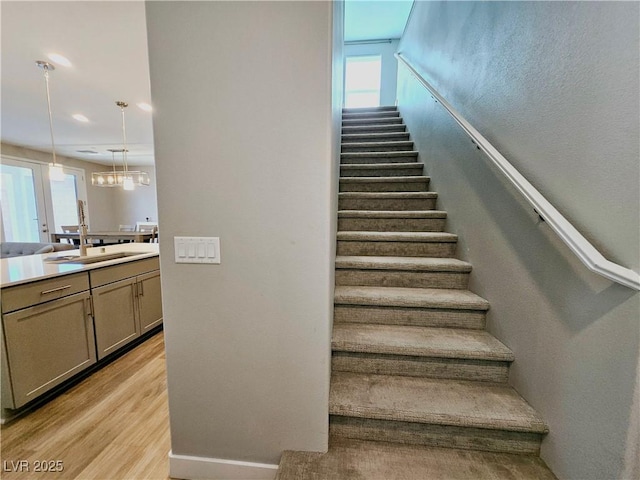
[77,200,88,256]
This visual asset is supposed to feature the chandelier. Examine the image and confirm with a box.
[91,101,150,190]
[36,60,65,181]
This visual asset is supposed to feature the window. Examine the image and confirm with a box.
[0,157,88,242]
[344,55,382,108]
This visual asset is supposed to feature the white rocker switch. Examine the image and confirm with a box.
[175,237,220,264]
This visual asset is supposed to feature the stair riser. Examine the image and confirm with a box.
[329,417,542,455]
[338,218,446,233]
[342,112,400,120]
[336,240,456,258]
[335,269,469,289]
[342,125,406,134]
[343,106,397,113]
[342,144,414,153]
[339,198,437,211]
[343,118,404,126]
[341,155,418,164]
[340,181,429,193]
[334,306,486,329]
[340,167,423,177]
[331,353,509,383]
[342,133,410,143]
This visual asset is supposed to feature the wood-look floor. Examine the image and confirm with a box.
[1,332,171,480]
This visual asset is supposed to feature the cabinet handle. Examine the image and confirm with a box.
[85,297,93,316]
[138,281,144,297]
[40,285,72,295]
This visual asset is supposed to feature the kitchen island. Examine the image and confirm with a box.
[1,243,162,421]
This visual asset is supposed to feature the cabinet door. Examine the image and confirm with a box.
[92,278,139,360]
[2,292,96,408]
[137,271,163,334]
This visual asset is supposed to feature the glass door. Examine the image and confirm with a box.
[0,156,88,243]
[0,158,48,242]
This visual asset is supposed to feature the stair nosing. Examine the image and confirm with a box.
[331,324,514,362]
[340,163,422,170]
[329,372,548,434]
[334,285,490,311]
[338,210,447,219]
[338,192,438,198]
[340,176,429,183]
[335,255,471,272]
[337,231,458,242]
[341,151,419,158]
[342,141,414,147]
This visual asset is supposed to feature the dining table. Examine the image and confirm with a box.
[50,231,154,244]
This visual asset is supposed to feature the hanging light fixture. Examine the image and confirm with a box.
[91,101,150,190]
[36,60,65,181]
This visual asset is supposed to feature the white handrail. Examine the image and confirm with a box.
[395,52,640,291]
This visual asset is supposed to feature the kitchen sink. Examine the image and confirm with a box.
[45,252,146,264]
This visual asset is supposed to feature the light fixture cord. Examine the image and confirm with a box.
[120,105,129,176]
[43,67,58,166]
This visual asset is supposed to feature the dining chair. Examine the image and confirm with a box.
[136,222,159,243]
[61,225,80,245]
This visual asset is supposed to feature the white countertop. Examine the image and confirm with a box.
[1,243,160,288]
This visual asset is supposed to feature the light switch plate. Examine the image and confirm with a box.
[174,236,220,264]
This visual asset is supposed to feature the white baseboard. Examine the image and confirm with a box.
[169,450,278,480]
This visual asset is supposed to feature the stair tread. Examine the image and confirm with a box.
[341,151,418,158]
[332,324,514,361]
[341,162,421,169]
[338,210,447,218]
[343,106,398,112]
[342,140,414,147]
[343,117,403,121]
[330,372,548,433]
[335,255,471,272]
[340,176,429,183]
[334,286,490,310]
[339,192,437,198]
[342,125,406,132]
[337,231,457,242]
[277,438,557,480]
[342,132,409,139]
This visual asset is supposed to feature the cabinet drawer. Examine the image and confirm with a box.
[90,257,160,288]
[2,273,90,314]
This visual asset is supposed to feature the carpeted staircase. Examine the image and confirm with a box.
[276,107,556,479]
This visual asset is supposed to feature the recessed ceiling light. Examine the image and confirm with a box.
[47,53,72,67]
[72,114,89,123]
[77,150,98,155]
[137,102,153,112]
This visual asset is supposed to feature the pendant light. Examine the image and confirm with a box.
[36,60,65,181]
[91,101,150,190]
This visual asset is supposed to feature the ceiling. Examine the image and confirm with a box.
[1,1,155,167]
[344,0,413,43]
[1,1,413,168]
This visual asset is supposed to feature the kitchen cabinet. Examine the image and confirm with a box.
[90,257,162,360]
[1,273,96,409]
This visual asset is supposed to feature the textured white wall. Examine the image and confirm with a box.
[398,2,639,479]
[344,40,399,106]
[146,0,335,469]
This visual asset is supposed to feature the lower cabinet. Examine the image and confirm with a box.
[90,259,163,360]
[137,270,163,334]
[92,278,140,359]
[1,256,162,413]
[2,291,96,408]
